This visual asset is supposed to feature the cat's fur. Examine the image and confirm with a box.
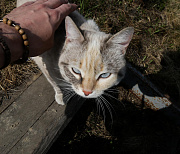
[33,11,134,105]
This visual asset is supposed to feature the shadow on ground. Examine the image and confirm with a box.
[47,47,180,154]
[48,89,180,154]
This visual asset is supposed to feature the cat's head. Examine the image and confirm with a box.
[59,16,134,98]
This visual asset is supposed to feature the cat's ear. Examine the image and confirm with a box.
[65,16,84,43]
[107,27,134,55]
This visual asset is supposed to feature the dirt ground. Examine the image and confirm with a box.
[48,0,180,153]
[1,0,180,153]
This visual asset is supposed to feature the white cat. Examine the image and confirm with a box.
[33,11,134,105]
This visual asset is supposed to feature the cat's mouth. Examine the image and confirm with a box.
[81,92,103,98]
[72,86,103,98]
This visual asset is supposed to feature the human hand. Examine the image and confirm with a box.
[5,0,77,57]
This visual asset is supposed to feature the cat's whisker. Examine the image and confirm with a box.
[61,84,73,90]
[101,95,116,113]
[54,76,70,84]
[62,89,73,92]
[96,97,106,123]
[60,85,72,89]
[62,90,72,95]
[103,92,125,108]
[103,92,119,102]
[95,98,101,116]
[96,98,101,116]
[60,86,72,91]
[99,96,114,124]
[67,93,77,103]
[33,10,133,110]
[62,88,73,94]
[63,91,76,104]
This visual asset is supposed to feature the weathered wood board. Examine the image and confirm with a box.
[0,72,42,114]
[0,1,178,154]
[0,75,84,154]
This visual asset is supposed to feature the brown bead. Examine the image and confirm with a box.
[24,40,29,46]
[22,34,28,40]
[19,29,24,35]
[3,18,8,24]
[15,25,21,31]
[7,20,12,26]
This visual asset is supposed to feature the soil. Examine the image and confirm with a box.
[48,87,180,154]
[47,0,180,153]
[1,0,180,153]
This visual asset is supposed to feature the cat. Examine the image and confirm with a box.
[32,11,134,105]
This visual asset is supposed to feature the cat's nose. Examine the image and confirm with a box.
[83,90,92,96]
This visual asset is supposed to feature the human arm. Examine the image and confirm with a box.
[0,0,77,68]
[0,22,24,67]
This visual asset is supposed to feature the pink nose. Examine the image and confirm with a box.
[83,90,92,96]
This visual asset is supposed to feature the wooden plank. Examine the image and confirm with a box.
[121,63,172,110]
[10,98,84,154]
[0,75,84,154]
[0,2,84,153]
[0,72,42,114]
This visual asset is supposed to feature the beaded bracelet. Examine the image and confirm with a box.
[0,18,29,64]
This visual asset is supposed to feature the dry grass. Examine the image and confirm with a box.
[0,0,16,17]
[0,61,39,92]
[0,0,179,98]
[72,0,180,100]
[0,0,180,153]
[0,0,40,94]
[50,0,180,153]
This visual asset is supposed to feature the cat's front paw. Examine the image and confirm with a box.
[55,93,65,105]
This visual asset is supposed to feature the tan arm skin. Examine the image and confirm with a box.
[0,22,24,67]
[0,0,77,68]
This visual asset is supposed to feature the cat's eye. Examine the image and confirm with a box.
[72,67,81,75]
[99,73,111,79]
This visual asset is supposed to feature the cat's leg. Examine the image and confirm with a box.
[43,71,65,105]
[54,87,65,105]
[32,57,65,105]
[42,72,65,105]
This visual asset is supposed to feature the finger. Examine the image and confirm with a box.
[56,3,77,19]
[49,3,77,30]
[45,0,68,9]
